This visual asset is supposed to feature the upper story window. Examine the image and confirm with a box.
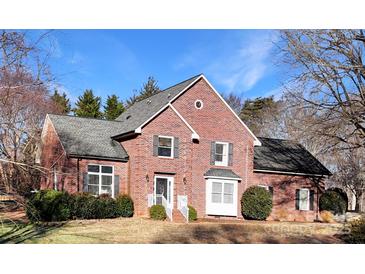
[210,141,233,166]
[215,142,229,166]
[153,135,179,159]
[157,135,174,158]
[87,164,114,197]
[195,99,203,109]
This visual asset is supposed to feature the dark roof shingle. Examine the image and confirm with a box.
[204,168,241,179]
[254,137,331,176]
[48,114,129,161]
[113,74,201,137]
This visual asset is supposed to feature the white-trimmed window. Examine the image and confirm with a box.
[258,185,269,191]
[157,135,174,158]
[298,188,310,211]
[211,181,234,204]
[87,164,114,197]
[215,142,229,166]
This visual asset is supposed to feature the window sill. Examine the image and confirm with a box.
[158,156,174,159]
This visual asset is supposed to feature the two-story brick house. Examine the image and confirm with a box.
[40,74,331,222]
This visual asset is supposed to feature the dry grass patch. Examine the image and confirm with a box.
[0,216,344,244]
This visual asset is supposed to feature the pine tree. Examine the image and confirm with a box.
[126,76,160,107]
[104,94,125,120]
[74,89,102,118]
[51,89,71,114]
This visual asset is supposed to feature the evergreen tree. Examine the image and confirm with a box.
[51,89,71,114]
[104,94,125,120]
[239,96,280,135]
[74,89,102,118]
[126,76,160,107]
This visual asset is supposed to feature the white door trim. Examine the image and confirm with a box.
[154,175,174,209]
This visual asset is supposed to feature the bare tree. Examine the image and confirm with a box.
[0,30,57,195]
[223,92,243,114]
[279,30,365,150]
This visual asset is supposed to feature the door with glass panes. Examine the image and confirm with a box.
[154,176,174,208]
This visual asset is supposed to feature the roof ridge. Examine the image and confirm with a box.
[124,73,203,108]
[48,113,123,123]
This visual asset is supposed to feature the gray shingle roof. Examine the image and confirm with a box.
[48,114,128,161]
[113,74,202,137]
[254,137,331,176]
[204,168,241,179]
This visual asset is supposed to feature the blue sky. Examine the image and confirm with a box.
[40,30,282,105]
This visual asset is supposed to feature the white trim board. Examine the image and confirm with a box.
[253,169,327,177]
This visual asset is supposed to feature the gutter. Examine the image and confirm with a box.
[253,169,330,177]
[68,154,129,162]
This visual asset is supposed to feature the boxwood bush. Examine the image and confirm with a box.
[26,189,135,222]
[188,205,197,221]
[116,194,134,217]
[150,205,166,220]
[241,186,273,220]
[26,190,71,222]
[319,190,347,215]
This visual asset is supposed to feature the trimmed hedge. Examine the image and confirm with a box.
[241,186,273,220]
[319,190,347,215]
[116,194,134,217]
[149,205,166,220]
[26,190,71,222]
[26,189,134,222]
[188,205,197,221]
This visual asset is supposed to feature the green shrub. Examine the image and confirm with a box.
[69,193,96,219]
[188,205,197,221]
[93,194,118,219]
[70,193,118,219]
[26,189,71,222]
[149,205,166,220]
[319,190,347,215]
[241,186,273,220]
[343,217,365,243]
[116,194,134,217]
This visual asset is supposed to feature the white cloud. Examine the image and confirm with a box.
[208,31,278,93]
[174,30,278,95]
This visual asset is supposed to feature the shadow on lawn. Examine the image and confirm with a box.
[0,222,65,244]
[151,223,342,244]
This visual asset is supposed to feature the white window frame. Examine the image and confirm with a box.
[258,185,269,191]
[195,99,203,110]
[214,141,229,166]
[87,164,115,198]
[206,178,238,216]
[298,188,310,211]
[157,135,174,159]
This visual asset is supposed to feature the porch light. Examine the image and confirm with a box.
[145,174,149,183]
[183,177,187,185]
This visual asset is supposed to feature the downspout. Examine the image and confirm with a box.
[77,158,80,192]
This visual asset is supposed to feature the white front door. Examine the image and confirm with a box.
[206,178,238,216]
[154,176,174,209]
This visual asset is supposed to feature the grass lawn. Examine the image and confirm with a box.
[0,212,345,244]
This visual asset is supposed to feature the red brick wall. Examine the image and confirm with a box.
[120,107,193,216]
[40,117,127,195]
[251,172,322,222]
